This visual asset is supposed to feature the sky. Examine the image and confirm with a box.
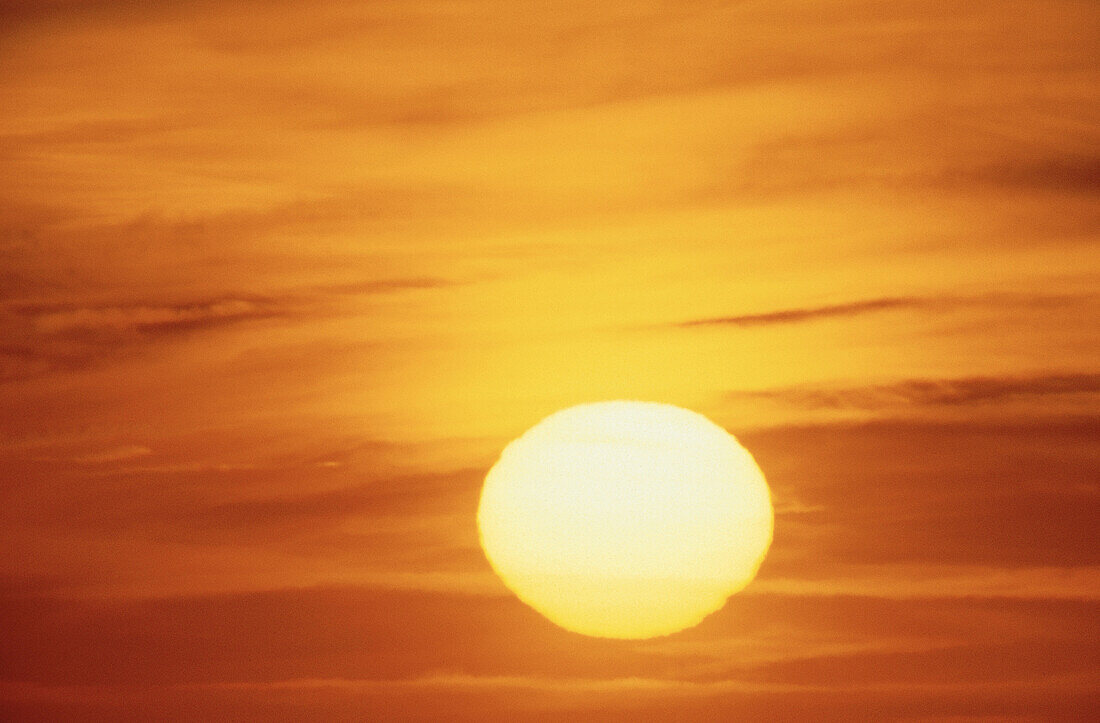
[1,0,1098,719]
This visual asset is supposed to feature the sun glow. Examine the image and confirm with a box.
[477,401,774,639]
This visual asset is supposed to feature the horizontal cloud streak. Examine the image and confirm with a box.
[676,297,919,328]
[749,565,1100,601]
[673,293,1089,329]
[737,372,1100,410]
[0,275,458,381]
[24,297,283,334]
[1,585,1095,722]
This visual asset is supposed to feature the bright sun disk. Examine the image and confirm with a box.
[477,401,774,639]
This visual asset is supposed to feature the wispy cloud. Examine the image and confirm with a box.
[23,297,284,335]
[749,565,1100,601]
[2,584,1095,719]
[672,293,1087,329]
[0,274,458,381]
[0,296,286,382]
[166,467,485,537]
[737,372,1100,410]
[676,297,921,328]
[953,156,1100,195]
[314,277,456,296]
[71,445,152,464]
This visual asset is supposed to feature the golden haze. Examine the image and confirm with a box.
[0,0,1098,719]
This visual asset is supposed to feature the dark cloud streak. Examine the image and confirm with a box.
[673,292,1090,329]
[677,297,918,328]
[738,372,1100,410]
[0,276,457,382]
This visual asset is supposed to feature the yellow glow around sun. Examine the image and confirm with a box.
[477,401,773,639]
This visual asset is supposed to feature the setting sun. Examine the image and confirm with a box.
[477,402,773,639]
[2,0,1096,717]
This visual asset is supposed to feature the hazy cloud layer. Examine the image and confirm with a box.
[2,586,1096,719]
[673,293,1092,329]
[1,0,1097,718]
[735,371,1100,409]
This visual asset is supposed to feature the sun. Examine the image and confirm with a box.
[477,401,773,639]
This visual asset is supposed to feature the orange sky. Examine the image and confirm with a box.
[1,0,1098,719]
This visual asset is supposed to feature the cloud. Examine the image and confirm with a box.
[726,122,1100,203]
[71,445,152,464]
[0,296,286,382]
[315,277,456,296]
[3,674,1096,721]
[672,293,1087,329]
[749,565,1100,601]
[676,297,921,328]
[0,453,493,600]
[188,674,791,695]
[25,297,283,335]
[9,452,484,536]
[2,584,1096,721]
[737,417,1100,569]
[0,0,216,31]
[738,372,1100,410]
[159,466,485,539]
[4,677,1094,721]
[954,156,1100,195]
[0,272,458,381]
